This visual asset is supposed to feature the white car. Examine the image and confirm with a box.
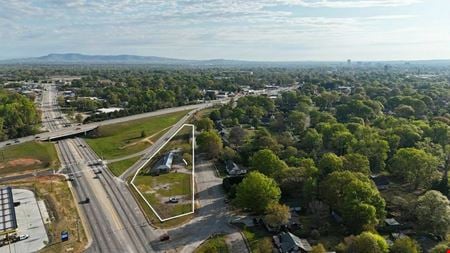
[19,234,29,240]
[168,197,179,203]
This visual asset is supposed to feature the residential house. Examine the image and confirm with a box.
[273,232,312,253]
[225,160,247,176]
[152,152,174,175]
[370,174,390,190]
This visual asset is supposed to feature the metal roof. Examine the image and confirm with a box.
[0,187,17,236]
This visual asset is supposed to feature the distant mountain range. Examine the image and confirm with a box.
[1,53,450,67]
[0,53,258,66]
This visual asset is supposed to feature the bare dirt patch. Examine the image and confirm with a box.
[0,158,42,169]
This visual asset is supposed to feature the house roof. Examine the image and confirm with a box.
[385,218,400,226]
[0,187,18,236]
[370,174,390,186]
[279,232,312,252]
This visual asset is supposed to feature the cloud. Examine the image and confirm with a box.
[280,0,423,8]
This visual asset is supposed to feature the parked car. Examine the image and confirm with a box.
[168,197,179,203]
[159,234,170,241]
[19,234,29,241]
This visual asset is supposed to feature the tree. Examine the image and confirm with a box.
[311,244,327,253]
[318,153,343,175]
[429,242,450,253]
[197,130,223,159]
[299,129,323,157]
[229,126,247,147]
[394,105,415,118]
[250,149,288,177]
[195,118,214,132]
[390,148,439,189]
[390,236,421,253]
[345,232,389,253]
[415,190,450,237]
[287,110,308,133]
[351,130,389,172]
[342,153,370,175]
[331,131,355,155]
[264,203,291,228]
[321,171,386,232]
[235,171,281,213]
[221,146,238,162]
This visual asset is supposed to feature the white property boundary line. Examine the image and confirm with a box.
[130,123,195,222]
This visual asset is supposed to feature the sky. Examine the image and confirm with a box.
[0,0,449,61]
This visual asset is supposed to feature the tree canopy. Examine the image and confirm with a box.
[235,171,281,214]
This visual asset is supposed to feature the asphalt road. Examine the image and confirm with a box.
[60,138,161,252]
[37,85,160,252]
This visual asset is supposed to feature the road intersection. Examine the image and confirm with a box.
[0,82,293,252]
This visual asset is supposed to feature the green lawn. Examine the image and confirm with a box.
[134,172,192,219]
[108,156,141,177]
[0,141,60,176]
[85,110,189,160]
[240,225,273,253]
[195,235,229,253]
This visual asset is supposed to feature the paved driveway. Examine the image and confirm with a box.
[152,157,248,253]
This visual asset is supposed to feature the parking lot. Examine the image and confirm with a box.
[0,189,48,253]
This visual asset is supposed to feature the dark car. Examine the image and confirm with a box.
[14,139,20,143]
[79,197,90,204]
[159,234,170,241]
[35,136,40,139]
[5,143,11,146]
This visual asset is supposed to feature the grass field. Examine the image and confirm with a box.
[129,182,193,228]
[0,141,60,176]
[2,175,87,253]
[195,235,229,253]
[108,156,140,177]
[85,110,189,160]
[134,172,192,219]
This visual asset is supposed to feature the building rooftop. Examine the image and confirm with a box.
[0,187,18,236]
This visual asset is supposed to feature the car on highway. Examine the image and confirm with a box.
[35,136,40,139]
[5,142,11,146]
[80,197,90,204]
[14,139,20,143]
[76,127,81,130]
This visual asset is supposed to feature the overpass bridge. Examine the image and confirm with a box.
[0,102,214,149]
[0,124,99,148]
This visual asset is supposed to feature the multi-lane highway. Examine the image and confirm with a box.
[38,85,160,252]
[58,138,160,252]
